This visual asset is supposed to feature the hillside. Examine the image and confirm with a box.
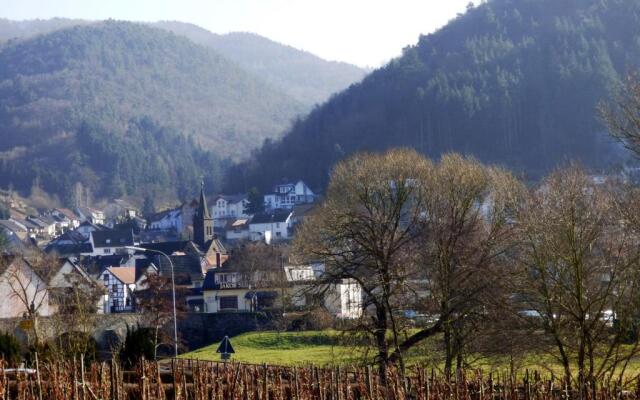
[0,21,304,201]
[154,21,368,105]
[226,0,639,192]
[0,19,368,107]
[0,18,89,41]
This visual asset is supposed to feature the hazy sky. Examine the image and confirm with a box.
[0,0,471,67]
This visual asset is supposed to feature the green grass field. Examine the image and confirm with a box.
[183,330,368,366]
[182,330,640,378]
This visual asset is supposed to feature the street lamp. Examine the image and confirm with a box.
[126,246,179,358]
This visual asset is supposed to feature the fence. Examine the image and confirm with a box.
[0,357,638,400]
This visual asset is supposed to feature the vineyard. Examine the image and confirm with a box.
[0,357,639,400]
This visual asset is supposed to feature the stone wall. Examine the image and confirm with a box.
[0,312,270,356]
[0,313,144,353]
[177,312,270,350]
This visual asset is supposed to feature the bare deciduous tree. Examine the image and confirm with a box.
[514,166,640,393]
[294,149,433,380]
[136,271,187,359]
[408,154,524,376]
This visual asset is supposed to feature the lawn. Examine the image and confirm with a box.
[182,330,640,378]
[182,330,369,366]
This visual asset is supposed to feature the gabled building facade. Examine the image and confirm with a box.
[264,181,316,211]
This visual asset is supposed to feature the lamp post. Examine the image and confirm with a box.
[126,246,178,358]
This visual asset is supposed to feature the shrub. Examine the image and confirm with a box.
[288,308,335,331]
[119,325,155,368]
[0,331,22,365]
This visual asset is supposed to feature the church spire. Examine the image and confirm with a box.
[197,180,211,219]
[193,179,213,247]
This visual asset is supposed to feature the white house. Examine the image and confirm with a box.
[148,208,182,231]
[52,208,81,230]
[75,220,108,240]
[225,218,251,241]
[0,256,102,318]
[0,256,54,318]
[76,207,105,225]
[211,195,249,220]
[201,262,362,319]
[101,266,136,313]
[147,200,198,235]
[249,211,293,243]
[323,279,362,319]
[87,229,135,256]
[264,181,316,211]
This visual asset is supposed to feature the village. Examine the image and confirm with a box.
[0,180,362,337]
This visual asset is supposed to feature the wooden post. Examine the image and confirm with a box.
[294,367,300,400]
[172,359,178,400]
[34,352,43,400]
[80,353,86,400]
[262,364,269,400]
[366,366,373,400]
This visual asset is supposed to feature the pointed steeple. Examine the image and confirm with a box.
[196,180,211,219]
[193,179,213,247]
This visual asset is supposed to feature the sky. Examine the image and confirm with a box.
[0,0,471,67]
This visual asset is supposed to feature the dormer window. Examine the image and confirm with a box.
[106,239,111,244]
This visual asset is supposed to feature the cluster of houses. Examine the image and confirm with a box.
[150,181,318,244]
[0,181,362,321]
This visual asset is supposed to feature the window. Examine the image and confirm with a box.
[112,284,117,292]
[103,248,111,254]
[219,296,238,310]
[276,232,281,237]
[103,274,109,282]
[276,223,280,228]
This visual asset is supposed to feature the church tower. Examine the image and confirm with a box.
[193,181,213,247]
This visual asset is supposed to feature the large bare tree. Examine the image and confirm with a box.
[514,166,640,392]
[412,154,524,375]
[295,149,523,380]
[295,149,432,379]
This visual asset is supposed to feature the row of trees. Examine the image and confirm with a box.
[292,72,640,391]
[293,148,640,391]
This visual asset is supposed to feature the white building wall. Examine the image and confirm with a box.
[0,263,53,318]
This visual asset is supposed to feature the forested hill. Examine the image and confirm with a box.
[0,21,303,202]
[0,18,90,41]
[226,0,639,193]
[154,22,368,105]
[0,19,368,108]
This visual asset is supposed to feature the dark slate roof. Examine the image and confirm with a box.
[0,220,27,233]
[91,229,134,248]
[134,257,157,281]
[21,219,39,229]
[114,218,146,234]
[155,254,203,285]
[80,254,132,275]
[214,194,247,204]
[44,243,93,256]
[51,230,87,244]
[139,241,191,255]
[202,269,216,290]
[251,210,292,224]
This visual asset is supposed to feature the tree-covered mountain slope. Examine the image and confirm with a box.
[154,21,368,106]
[0,18,89,42]
[226,0,638,193]
[0,21,305,201]
[0,19,368,108]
